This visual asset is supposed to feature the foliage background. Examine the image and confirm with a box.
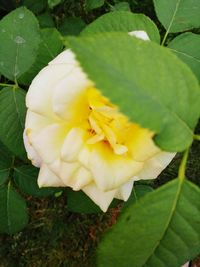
[0,0,199,266]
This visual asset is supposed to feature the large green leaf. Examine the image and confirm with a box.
[0,87,26,158]
[0,184,28,234]
[19,28,63,85]
[97,179,200,267]
[0,142,12,185]
[0,7,41,81]
[14,165,61,197]
[81,11,160,43]
[67,33,200,151]
[153,0,200,33]
[168,32,200,83]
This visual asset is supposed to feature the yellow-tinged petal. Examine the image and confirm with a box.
[134,151,176,180]
[23,131,42,167]
[26,64,75,117]
[71,167,93,190]
[82,183,117,212]
[87,143,143,191]
[30,124,69,164]
[61,127,85,162]
[125,124,160,161]
[50,159,80,185]
[115,180,134,201]
[52,67,92,121]
[25,110,53,134]
[38,164,65,187]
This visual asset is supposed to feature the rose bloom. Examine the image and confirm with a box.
[24,32,175,212]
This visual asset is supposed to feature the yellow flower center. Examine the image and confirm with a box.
[81,88,134,155]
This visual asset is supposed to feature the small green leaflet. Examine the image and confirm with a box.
[59,17,86,36]
[0,87,26,158]
[153,0,200,33]
[14,165,61,197]
[67,33,200,152]
[0,183,28,234]
[0,7,41,81]
[168,32,200,83]
[81,11,160,43]
[97,178,200,267]
[85,0,105,11]
[0,142,12,185]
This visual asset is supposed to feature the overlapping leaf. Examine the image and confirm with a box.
[97,179,200,267]
[81,11,160,43]
[67,33,200,151]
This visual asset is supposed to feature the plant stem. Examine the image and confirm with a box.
[0,83,15,87]
[193,134,200,141]
[178,148,189,181]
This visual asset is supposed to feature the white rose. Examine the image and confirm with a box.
[24,32,175,212]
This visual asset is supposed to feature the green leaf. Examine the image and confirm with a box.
[67,189,120,214]
[0,184,28,234]
[168,32,200,83]
[111,2,130,12]
[22,0,47,14]
[0,87,26,158]
[14,165,60,197]
[19,28,63,85]
[48,0,62,9]
[37,12,55,28]
[67,33,200,152]
[97,179,200,267]
[0,142,12,185]
[153,0,200,33]
[0,7,41,81]
[85,0,105,11]
[122,185,153,210]
[59,17,86,36]
[81,11,160,44]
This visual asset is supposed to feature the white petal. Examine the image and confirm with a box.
[26,64,74,117]
[82,183,117,212]
[23,131,42,167]
[134,152,176,180]
[129,30,150,41]
[30,124,68,164]
[50,158,80,185]
[115,180,134,201]
[38,164,65,187]
[61,128,84,162]
[52,66,92,120]
[87,143,143,191]
[49,49,77,65]
[71,167,93,190]
[25,110,53,133]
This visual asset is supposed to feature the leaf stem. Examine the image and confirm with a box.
[178,148,189,181]
[0,83,15,87]
[193,134,200,141]
[161,31,169,46]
